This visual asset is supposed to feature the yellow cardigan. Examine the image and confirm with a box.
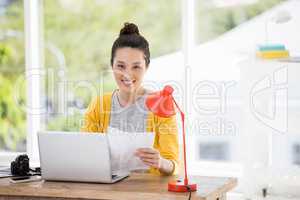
[81,92,179,175]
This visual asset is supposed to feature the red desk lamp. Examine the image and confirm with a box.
[145,85,197,192]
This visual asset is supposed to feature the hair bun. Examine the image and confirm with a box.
[120,22,140,36]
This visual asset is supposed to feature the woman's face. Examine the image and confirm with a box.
[112,47,147,94]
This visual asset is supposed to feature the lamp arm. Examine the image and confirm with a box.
[172,97,189,185]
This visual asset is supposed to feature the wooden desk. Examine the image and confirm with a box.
[0,173,237,200]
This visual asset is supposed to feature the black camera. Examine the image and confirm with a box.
[10,154,30,176]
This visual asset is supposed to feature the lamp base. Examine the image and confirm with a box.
[168,179,197,192]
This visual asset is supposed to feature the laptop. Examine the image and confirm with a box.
[38,131,129,183]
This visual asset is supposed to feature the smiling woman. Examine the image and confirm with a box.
[81,23,179,176]
[111,23,149,105]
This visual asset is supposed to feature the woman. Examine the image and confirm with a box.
[81,22,179,175]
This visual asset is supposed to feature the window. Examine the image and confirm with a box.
[188,0,287,177]
[0,0,26,153]
[195,0,286,44]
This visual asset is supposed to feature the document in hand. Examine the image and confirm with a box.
[106,127,155,173]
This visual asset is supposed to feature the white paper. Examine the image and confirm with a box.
[106,127,155,173]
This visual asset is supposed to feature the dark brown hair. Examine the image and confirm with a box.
[110,22,150,67]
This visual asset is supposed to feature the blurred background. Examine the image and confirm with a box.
[1,0,300,199]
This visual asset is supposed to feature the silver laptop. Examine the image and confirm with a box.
[38,131,129,183]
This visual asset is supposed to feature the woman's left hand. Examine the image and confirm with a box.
[135,148,162,169]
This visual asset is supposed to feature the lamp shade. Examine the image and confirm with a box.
[145,85,176,118]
